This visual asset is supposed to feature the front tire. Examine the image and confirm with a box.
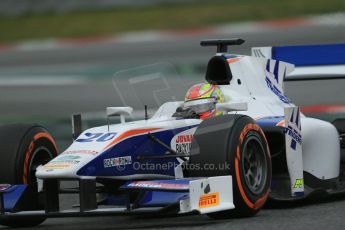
[188,115,271,218]
[0,124,58,227]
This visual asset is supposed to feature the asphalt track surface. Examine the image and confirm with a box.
[2,196,345,230]
[0,23,345,229]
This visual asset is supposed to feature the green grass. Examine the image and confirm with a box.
[0,0,344,43]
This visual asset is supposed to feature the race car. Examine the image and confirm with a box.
[0,39,344,227]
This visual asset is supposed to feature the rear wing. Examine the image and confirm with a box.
[252,44,345,81]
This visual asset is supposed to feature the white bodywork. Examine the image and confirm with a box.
[251,47,341,181]
[180,176,234,214]
[36,118,201,179]
[301,118,340,179]
[36,51,341,190]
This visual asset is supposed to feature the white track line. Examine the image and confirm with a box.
[0,76,88,86]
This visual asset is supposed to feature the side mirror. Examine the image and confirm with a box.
[216,102,248,112]
[106,107,133,124]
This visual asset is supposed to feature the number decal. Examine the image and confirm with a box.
[76,133,103,142]
[76,133,117,142]
[96,133,117,142]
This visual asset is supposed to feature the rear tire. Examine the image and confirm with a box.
[188,115,271,218]
[332,119,345,163]
[0,124,58,227]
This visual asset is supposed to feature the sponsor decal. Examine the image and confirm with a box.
[284,127,302,150]
[43,164,71,169]
[284,107,302,150]
[104,156,132,168]
[63,150,99,155]
[0,184,11,192]
[199,192,219,209]
[293,179,303,189]
[50,155,81,165]
[265,77,291,104]
[171,128,196,155]
[128,182,162,189]
[202,182,211,194]
[175,134,192,155]
[265,60,291,104]
[176,134,193,143]
[127,181,189,190]
[58,155,81,160]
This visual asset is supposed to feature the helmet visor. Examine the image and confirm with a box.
[183,98,216,114]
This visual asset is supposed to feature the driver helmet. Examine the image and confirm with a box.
[184,82,224,119]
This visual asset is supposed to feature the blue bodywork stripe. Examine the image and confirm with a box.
[102,194,129,206]
[77,125,198,177]
[273,61,280,83]
[293,191,305,197]
[2,185,27,211]
[256,116,284,127]
[272,44,345,66]
[223,54,239,59]
[121,178,192,191]
[266,59,270,72]
[137,191,188,207]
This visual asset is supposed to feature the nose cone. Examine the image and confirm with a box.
[36,152,97,179]
[36,127,119,179]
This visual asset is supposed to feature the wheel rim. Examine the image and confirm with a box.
[241,134,267,195]
[28,146,54,184]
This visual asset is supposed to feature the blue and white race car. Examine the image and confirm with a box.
[0,39,344,227]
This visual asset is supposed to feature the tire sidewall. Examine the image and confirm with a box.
[0,124,58,227]
[227,117,271,212]
[14,126,58,184]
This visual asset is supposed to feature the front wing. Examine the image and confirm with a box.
[0,176,234,218]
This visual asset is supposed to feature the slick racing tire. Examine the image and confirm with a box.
[188,115,271,218]
[0,124,58,227]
